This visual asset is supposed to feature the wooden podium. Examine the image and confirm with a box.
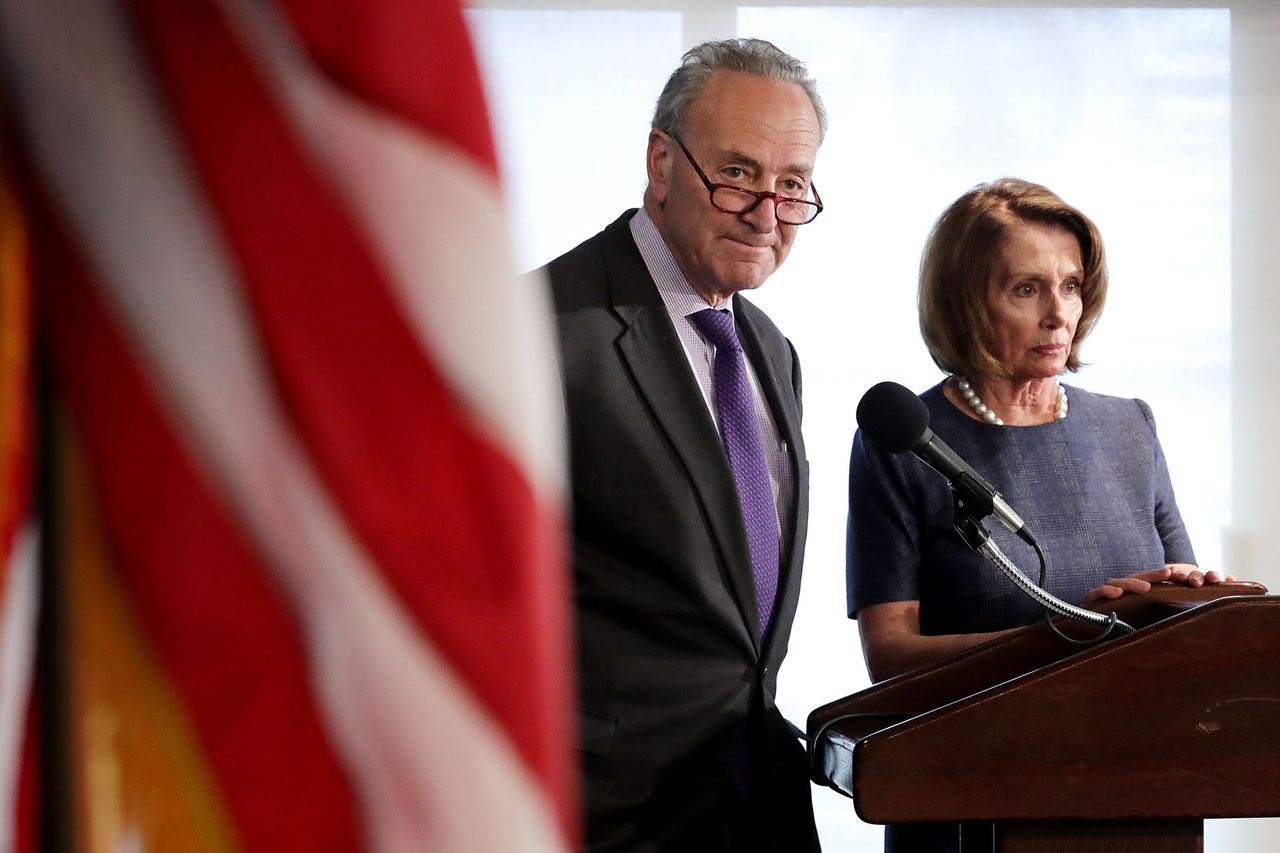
[808,583,1279,851]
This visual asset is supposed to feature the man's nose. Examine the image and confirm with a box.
[740,194,780,232]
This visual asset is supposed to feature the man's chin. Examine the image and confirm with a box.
[719,262,776,293]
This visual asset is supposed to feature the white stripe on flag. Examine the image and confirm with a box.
[0,525,38,853]
[0,1,565,850]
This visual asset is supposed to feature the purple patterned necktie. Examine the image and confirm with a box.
[690,308,780,635]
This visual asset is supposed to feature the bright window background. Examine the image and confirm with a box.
[468,10,682,264]
[469,5,1274,850]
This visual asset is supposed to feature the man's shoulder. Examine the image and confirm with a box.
[537,210,665,328]
[540,209,640,284]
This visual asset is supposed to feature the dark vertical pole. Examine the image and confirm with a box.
[35,324,72,853]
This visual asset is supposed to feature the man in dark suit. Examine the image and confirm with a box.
[540,39,826,851]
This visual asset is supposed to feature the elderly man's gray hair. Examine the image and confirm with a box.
[651,38,828,143]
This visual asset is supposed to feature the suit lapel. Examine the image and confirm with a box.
[603,219,764,651]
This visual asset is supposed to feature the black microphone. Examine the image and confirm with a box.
[856,381,1035,545]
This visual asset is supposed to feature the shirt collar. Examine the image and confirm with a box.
[630,207,733,319]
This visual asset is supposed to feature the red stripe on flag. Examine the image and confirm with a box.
[0,145,32,591]
[278,0,498,175]
[28,184,361,851]
[0,374,30,573]
[14,692,38,853]
[122,0,574,835]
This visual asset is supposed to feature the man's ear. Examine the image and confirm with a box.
[645,129,673,204]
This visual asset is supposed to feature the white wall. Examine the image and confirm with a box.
[467,3,1280,849]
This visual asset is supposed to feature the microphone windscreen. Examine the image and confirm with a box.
[856,381,930,453]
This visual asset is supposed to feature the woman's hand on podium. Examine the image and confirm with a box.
[1081,563,1236,606]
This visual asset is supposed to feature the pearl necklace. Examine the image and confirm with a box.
[956,377,1068,426]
